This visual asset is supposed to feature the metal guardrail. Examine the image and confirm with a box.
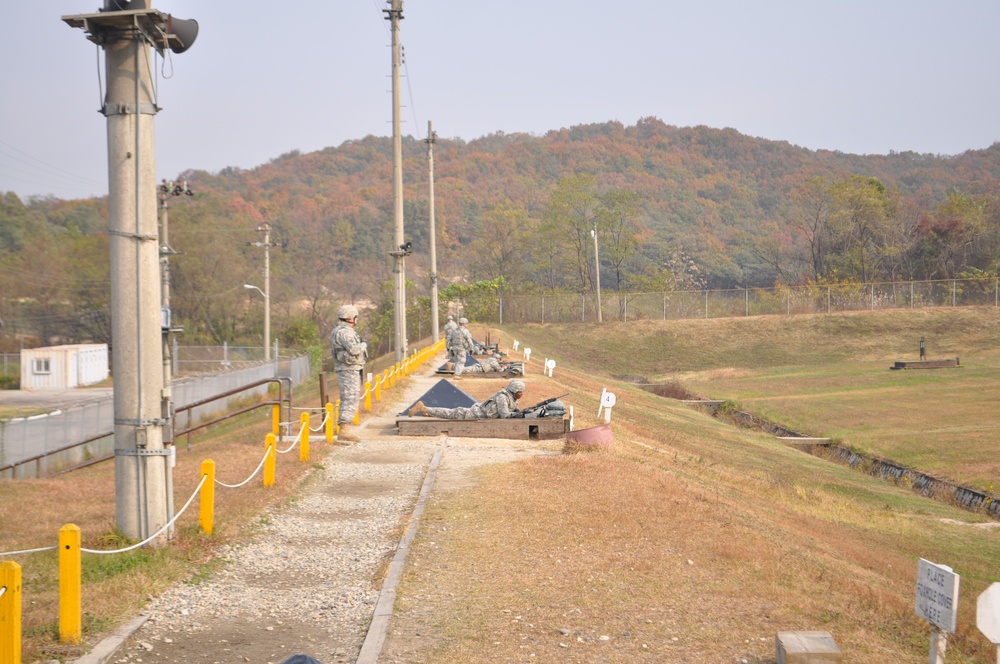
[0,378,293,478]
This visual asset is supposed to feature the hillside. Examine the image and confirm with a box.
[2,119,999,353]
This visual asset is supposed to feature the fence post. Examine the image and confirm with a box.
[325,403,334,442]
[58,524,82,645]
[299,412,310,462]
[705,290,709,319]
[263,434,276,487]
[745,288,749,316]
[0,560,21,664]
[952,279,956,306]
[541,295,545,324]
[582,293,585,322]
[200,459,215,535]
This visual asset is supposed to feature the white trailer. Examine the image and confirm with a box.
[20,343,110,390]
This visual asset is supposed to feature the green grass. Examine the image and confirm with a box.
[504,306,1000,491]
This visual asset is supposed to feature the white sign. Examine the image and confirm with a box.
[978,582,1000,644]
[545,359,556,377]
[524,348,531,362]
[916,558,960,633]
[513,340,520,350]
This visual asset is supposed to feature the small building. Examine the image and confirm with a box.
[20,343,110,390]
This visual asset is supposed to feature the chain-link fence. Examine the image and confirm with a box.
[0,353,311,479]
[496,278,1000,324]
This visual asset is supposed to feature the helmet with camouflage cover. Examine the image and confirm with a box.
[337,304,359,320]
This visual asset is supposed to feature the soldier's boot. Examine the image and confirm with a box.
[409,401,428,417]
[337,424,361,442]
[444,362,455,372]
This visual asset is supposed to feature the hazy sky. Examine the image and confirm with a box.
[2,1,999,201]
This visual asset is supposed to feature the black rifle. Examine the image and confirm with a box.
[509,393,569,418]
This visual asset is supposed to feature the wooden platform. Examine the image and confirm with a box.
[890,358,959,370]
[396,415,569,440]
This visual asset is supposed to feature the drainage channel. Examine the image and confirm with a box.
[678,397,1000,521]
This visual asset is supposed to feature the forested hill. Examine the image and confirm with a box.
[163,117,1000,288]
[2,117,999,348]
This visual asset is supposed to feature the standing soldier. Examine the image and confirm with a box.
[443,314,457,338]
[447,317,475,379]
[330,304,367,442]
[443,315,457,359]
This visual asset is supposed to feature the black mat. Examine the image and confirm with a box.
[399,379,478,416]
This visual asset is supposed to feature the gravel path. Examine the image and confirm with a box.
[108,437,441,664]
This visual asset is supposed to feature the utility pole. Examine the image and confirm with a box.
[157,178,191,385]
[246,222,275,361]
[385,0,407,362]
[63,1,198,545]
[592,225,603,323]
[426,120,440,343]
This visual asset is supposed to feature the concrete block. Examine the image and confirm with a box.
[776,631,842,663]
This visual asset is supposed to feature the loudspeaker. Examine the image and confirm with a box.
[104,0,150,10]
[166,15,199,53]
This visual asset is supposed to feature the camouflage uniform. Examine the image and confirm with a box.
[465,356,504,374]
[447,324,475,376]
[422,383,521,420]
[330,320,367,425]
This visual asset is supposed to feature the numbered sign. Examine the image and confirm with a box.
[598,390,617,423]
[978,583,1000,644]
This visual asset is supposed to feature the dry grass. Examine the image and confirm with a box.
[381,314,1000,663]
[0,377,355,662]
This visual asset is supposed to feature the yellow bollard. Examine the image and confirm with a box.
[263,434,276,487]
[375,375,382,402]
[58,524,81,645]
[382,369,389,392]
[272,404,280,436]
[352,406,360,426]
[334,400,341,434]
[364,380,372,411]
[300,412,310,462]
[199,460,215,535]
[0,560,22,664]
[325,403,334,442]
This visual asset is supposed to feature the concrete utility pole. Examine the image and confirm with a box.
[592,225,603,323]
[63,2,198,545]
[246,223,274,361]
[426,120,440,343]
[385,0,407,362]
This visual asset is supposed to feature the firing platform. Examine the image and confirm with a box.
[396,414,570,440]
[890,358,960,370]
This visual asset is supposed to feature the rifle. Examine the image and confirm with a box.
[509,393,569,418]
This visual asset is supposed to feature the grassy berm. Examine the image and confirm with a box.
[380,307,1000,663]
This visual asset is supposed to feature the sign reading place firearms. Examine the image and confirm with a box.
[915,558,960,633]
